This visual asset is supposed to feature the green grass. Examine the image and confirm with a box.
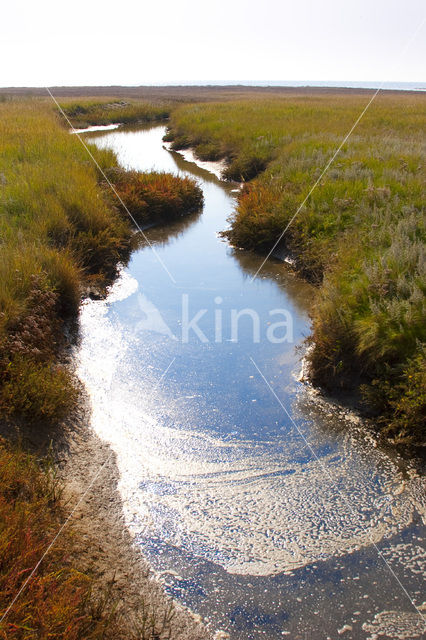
[165,94,426,444]
[60,98,170,128]
[0,100,134,423]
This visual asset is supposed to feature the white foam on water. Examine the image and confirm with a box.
[76,278,425,577]
[381,543,426,576]
[362,610,426,639]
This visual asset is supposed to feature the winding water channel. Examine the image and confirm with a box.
[76,124,425,640]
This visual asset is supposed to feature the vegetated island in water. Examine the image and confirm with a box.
[0,87,424,639]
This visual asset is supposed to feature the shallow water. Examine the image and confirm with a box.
[76,124,425,639]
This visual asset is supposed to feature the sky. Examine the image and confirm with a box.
[0,0,425,87]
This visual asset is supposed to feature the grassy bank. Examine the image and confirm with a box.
[0,98,204,637]
[0,99,202,424]
[0,99,133,423]
[0,439,120,639]
[0,100,131,635]
[60,99,170,129]
[165,94,425,444]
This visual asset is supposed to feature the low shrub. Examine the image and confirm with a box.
[0,439,119,639]
[110,169,204,225]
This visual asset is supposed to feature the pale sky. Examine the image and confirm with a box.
[1,0,424,86]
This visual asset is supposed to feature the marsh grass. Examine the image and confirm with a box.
[109,168,204,225]
[0,99,202,638]
[166,94,425,442]
[60,99,170,129]
[0,99,202,424]
[0,100,135,423]
[0,438,122,639]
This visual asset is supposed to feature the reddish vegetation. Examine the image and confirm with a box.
[0,439,109,640]
[110,169,204,225]
[224,184,284,251]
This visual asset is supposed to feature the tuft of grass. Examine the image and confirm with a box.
[166,94,425,443]
[0,358,77,424]
[131,600,175,640]
[109,168,204,225]
[0,276,78,423]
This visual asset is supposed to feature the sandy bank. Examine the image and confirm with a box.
[57,392,212,639]
[1,389,211,639]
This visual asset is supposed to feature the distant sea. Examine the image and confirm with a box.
[158,80,426,92]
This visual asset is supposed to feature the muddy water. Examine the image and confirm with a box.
[76,124,425,640]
